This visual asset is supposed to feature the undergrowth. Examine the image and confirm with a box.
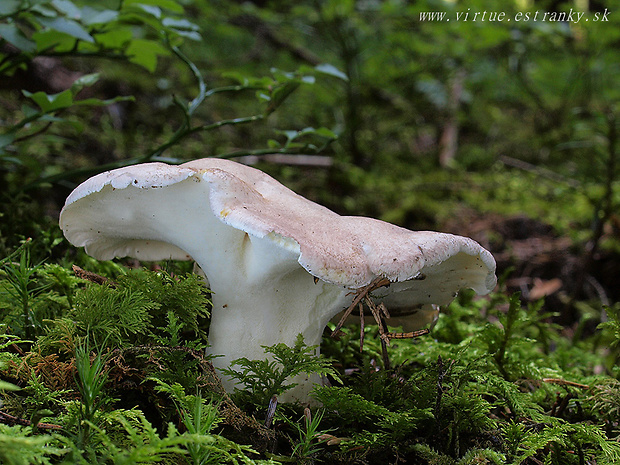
[1,240,620,464]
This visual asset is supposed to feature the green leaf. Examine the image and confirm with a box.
[162,17,201,41]
[81,7,119,26]
[22,89,74,112]
[73,95,135,107]
[37,16,95,43]
[21,104,40,119]
[0,24,37,52]
[278,129,299,142]
[0,0,21,16]
[93,26,133,49]
[117,9,162,32]
[123,0,184,14]
[315,63,349,81]
[31,29,72,52]
[255,91,270,102]
[0,133,15,151]
[221,71,272,88]
[265,80,300,115]
[70,73,100,93]
[30,3,58,19]
[0,155,22,165]
[270,68,295,82]
[161,17,198,30]
[0,380,20,391]
[314,127,338,139]
[51,0,81,19]
[133,4,162,19]
[126,38,170,72]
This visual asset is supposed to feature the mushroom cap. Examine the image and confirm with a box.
[60,158,496,299]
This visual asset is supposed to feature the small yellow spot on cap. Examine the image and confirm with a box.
[220,208,231,218]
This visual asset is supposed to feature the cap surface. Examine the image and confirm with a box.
[60,158,496,293]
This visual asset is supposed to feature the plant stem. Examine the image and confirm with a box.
[570,111,617,306]
[146,115,265,160]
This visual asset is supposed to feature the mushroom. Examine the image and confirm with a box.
[59,158,496,401]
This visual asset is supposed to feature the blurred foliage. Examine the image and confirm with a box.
[1,0,620,463]
[1,0,618,255]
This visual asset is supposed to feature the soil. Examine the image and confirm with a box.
[443,211,620,327]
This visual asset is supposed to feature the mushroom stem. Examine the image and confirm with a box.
[206,273,349,401]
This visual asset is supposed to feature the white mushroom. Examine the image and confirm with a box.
[59,158,496,401]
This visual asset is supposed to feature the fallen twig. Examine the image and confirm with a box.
[0,410,62,431]
[386,329,430,339]
[72,265,115,286]
[331,277,391,336]
[542,378,590,389]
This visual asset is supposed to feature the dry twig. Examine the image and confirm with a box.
[331,277,391,336]
[386,329,430,339]
[0,410,62,431]
[333,276,431,367]
[72,265,115,286]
